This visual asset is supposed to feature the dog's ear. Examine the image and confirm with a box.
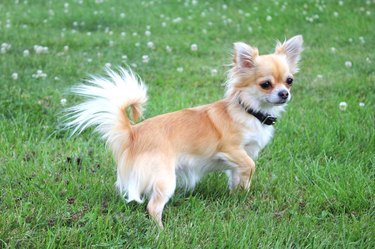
[275,35,303,73]
[233,42,259,69]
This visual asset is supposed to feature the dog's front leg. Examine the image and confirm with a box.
[222,149,255,191]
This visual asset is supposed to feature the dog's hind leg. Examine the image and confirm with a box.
[147,164,176,228]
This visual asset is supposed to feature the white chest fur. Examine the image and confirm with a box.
[241,118,274,159]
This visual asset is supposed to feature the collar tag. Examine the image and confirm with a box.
[262,115,277,125]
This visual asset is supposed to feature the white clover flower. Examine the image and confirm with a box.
[359,36,365,44]
[339,102,347,111]
[359,102,365,107]
[120,32,126,37]
[172,17,182,23]
[339,1,344,6]
[32,70,47,79]
[87,58,93,63]
[306,17,313,23]
[33,45,48,54]
[345,61,352,68]
[248,26,253,33]
[109,40,114,47]
[142,55,149,63]
[222,4,228,10]
[224,18,232,24]
[11,72,18,80]
[147,41,155,49]
[122,55,128,60]
[330,47,336,53]
[54,76,60,81]
[60,98,67,106]
[166,46,172,53]
[22,49,30,57]
[131,63,137,68]
[135,42,140,47]
[87,32,92,36]
[1,47,6,54]
[161,22,167,27]
[366,57,371,63]
[211,69,218,76]
[316,74,324,80]
[64,45,69,52]
[333,12,339,17]
[120,13,126,18]
[64,2,69,8]
[266,15,272,21]
[105,63,111,68]
[191,44,198,51]
[145,30,151,36]
[132,32,138,36]
[177,67,184,73]
[1,43,11,54]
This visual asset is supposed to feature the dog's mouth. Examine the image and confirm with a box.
[266,99,289,106]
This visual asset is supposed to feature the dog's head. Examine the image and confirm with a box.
[226,35,303,114]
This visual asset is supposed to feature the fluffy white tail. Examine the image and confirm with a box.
[64,67,148,158]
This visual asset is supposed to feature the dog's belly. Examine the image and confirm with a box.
[175,154,230,189]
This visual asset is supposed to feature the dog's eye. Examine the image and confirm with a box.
[260,81,272,89]
[286,77,294,85]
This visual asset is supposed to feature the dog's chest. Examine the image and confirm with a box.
[241,122,274,159]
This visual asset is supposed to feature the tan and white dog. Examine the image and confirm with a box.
[65,35,303,227]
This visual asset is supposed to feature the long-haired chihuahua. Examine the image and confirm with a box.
[65,35,303,227]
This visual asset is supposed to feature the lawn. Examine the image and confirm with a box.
[1,0,374,248]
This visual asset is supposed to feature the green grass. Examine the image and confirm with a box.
[1,0,374,247]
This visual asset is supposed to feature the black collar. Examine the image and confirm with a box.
[239,100,277,126]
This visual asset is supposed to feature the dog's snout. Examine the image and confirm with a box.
[278,90,289,100]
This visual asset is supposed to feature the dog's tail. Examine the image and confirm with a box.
[64,67,148,160]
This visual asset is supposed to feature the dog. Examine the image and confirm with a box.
[65,35,303,227]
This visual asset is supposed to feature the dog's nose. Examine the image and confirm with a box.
[278,90,289,100]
